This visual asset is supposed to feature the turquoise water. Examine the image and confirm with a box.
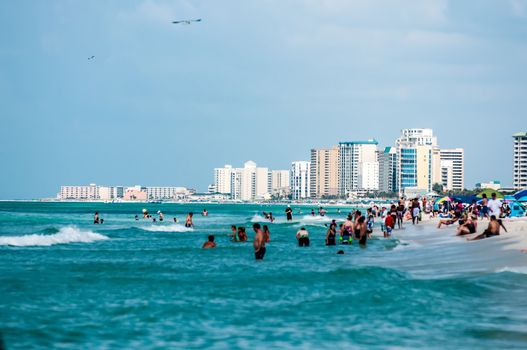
[1,202,527,349]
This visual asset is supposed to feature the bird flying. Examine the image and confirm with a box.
[172,19,201,25]
[88,56,95,60]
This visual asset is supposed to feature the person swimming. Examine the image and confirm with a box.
[158,211,164,221]
[202,235,216,249]
[185,212,194,228]
[296,227,310,247]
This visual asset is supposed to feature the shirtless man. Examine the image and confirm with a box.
[468,215,507,240]
[202,235,216,249]
[253,223,266,260]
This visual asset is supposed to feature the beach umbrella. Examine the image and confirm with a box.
[436,196,452,203]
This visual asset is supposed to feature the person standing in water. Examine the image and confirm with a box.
[229,225,238,241]
[94,212,100,224]
[285,205,293,221]
[263,225,271,242]
[185,212,194,228]
[253,223,266,260]
[202,209,208,217]
[158,211,164,222]
[326,224,336,246]
[296,227,310,247]
[357,216,368,246]
[202,235,216,249]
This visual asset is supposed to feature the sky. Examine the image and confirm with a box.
[1,0,526,199]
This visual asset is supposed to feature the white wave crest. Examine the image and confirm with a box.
[495,266,527,275]
[142,224,194,232]
[0,226,109,247]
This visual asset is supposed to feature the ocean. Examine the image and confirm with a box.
[1,202,527,349]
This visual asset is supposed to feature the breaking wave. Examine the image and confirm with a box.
[0,226,109,247]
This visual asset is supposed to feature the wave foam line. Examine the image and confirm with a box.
[0,226,109,247]
[142,224,194,232]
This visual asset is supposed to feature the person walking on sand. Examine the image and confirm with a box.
[488,193,502,218]
[253,223,266,260]
[480,193,490,219]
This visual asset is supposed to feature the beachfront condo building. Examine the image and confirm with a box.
[291,161,311,200]
[513,132,527,190]
[60,184,99,200]
[439,148,464,191]
[378,147,397,193]
[338,140,379,196]
[213,165,233,194]
[395,129,439,195]
[99,186,124,200]
[145,187,190,200]
[228,161,269,201]
[310,146,339,198]
[268,170,290,198]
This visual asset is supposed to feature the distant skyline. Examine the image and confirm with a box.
[1,0,526,199]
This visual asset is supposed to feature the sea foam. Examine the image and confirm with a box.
[142,224,194,232]
[0,226,109,247]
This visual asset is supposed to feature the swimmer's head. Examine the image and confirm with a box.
[208,235,215,242]
[337,250,345,255]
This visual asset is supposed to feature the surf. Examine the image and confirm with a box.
[0,226,108,247]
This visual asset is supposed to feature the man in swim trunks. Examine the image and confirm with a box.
[253,223,266,260]
[468,215,507,240]
[296,227,310,247]
[480,194,489,219]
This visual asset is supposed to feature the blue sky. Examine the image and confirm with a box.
[1,0,526,198]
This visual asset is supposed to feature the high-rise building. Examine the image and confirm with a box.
[291,161,310,200]
[310,146,339,198]
[513,132,527,190]
[268,170,290,197]
[378,147,397,193]
[226,161,269,201]
[396,129,440,194]
[214,165,233,194]
[440,148,464,191]
[338,140,379,196]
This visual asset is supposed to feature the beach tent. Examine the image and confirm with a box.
[476,189,504,199]
[513,189,527,202]
[452,195,478,204]
[509,201,526,217]
[503,195,517,203]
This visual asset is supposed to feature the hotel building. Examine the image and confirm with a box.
[378,147,397,193]
[439,148,464,191]
[338,140,379,196]
[268,170,290,198]
[513,132,527,190]
[310,146,339,198]
[291,161,310,200]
